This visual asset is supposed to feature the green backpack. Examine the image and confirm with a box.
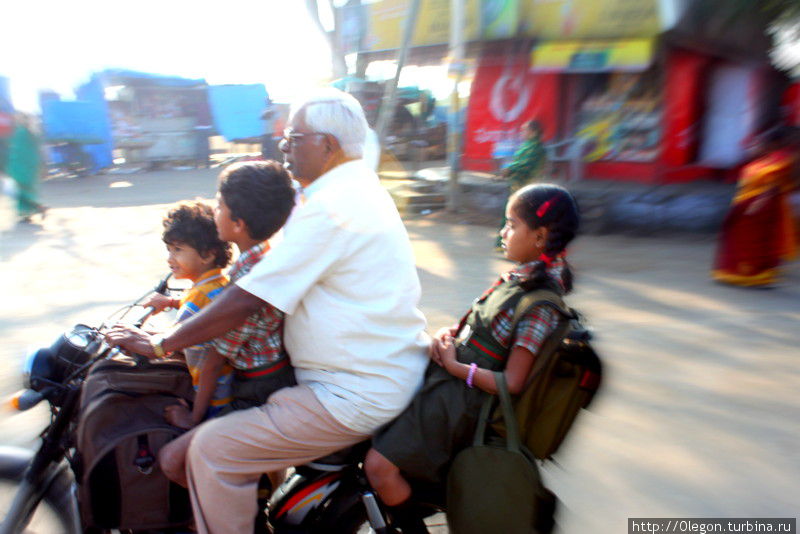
[447,293,601,532]
[493,289,603,460]
[447,372,556,534]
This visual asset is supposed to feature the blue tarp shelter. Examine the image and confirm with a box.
[72,69,209,171]
[41,100,107,144]
[208,84,269,142]
[74,74,115,171]
[0,76,12,114]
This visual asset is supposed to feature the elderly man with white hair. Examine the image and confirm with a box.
[107,88,428,533]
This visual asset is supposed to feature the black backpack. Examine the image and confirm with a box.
[76,354,195,530]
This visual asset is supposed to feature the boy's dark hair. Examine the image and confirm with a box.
[511,183,580,293]
[162,201,231,268]
[217,160,296,241]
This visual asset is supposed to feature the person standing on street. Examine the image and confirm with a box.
[504,119,546,191]
[5,113,47,223]
[106,88,429,534]
[496,119,547,248]
[712,127,798,287]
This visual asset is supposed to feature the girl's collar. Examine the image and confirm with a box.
[503,257,566,286]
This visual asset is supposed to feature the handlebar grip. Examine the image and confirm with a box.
[153,273,172,296]
[133,306,156,328]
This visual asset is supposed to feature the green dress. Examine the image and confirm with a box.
[5,124,42,218]
[495,134,546,246]
[506,134,545,192]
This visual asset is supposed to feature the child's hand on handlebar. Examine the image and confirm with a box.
[143,293,178,315]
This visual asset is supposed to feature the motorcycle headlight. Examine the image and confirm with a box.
[22,347,55,390]
[23,324,97,391]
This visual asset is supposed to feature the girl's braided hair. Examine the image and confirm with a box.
[510,183,580,293]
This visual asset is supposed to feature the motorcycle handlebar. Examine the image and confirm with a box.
[133,273,172,328]
[153,273,172,296]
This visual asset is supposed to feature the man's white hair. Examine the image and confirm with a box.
[290,88,368,159]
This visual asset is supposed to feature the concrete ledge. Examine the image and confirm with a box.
[385,166,735,235]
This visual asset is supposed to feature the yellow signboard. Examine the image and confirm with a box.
[522,0,661,40]
[351,0,662,52]
[531,38,655,72]
[360,0,481,52]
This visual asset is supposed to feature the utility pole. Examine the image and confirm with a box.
[375,0,422,145]
[447,0,465,212]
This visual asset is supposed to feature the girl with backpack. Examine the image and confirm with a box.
[364,183,580,532]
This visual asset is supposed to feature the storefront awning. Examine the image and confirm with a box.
[531,39,655,73]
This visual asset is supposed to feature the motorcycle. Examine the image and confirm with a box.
[0,276,443,534]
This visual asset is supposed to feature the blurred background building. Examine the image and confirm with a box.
[331,0,796,185]
[1,0,798,188]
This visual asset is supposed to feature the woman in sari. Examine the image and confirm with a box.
[5,113,46,223]
[712,129,798,287]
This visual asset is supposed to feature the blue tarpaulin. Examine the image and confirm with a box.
[41,100,108,144]
[74,74,115,170]
[0,76,12,113]
[208,84,269,142]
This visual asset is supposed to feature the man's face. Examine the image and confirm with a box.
[280,108,330,185]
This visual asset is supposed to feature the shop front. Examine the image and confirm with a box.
[463,38,782,184]
[531,38,663,182]
[342,0,782,184]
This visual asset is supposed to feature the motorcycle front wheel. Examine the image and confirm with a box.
[0,479,71,534]
[0,449,78,534]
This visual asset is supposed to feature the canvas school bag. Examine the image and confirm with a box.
[447,372,556,534]
[76,353,195,530]
[492,289,603,460]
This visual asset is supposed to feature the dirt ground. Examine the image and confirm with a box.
[1,168,798,533]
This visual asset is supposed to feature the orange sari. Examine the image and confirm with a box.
[712,149,797,286]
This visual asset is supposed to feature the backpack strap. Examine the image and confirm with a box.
[510,289,572,331]
[474,373,522,454]
[509,289,574,389]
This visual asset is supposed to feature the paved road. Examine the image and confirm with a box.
[1,168,799,532]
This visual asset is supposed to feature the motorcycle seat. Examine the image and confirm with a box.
[305,440,371,470]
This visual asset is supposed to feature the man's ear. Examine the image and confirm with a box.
[326,134,342,155]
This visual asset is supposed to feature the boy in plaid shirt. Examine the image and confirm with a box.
[159,160,296,485]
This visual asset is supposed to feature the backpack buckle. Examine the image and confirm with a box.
[134,435,156,475]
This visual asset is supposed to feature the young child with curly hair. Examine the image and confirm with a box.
[144,200,234,422]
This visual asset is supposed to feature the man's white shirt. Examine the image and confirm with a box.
[237,159,429,433]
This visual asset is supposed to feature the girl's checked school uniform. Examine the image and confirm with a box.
[177,268,233,417]
[372,259,566,485]
[213,242,296,414]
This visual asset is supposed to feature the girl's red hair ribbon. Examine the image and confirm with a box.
[539,252,555,265]
[536,196,558,218]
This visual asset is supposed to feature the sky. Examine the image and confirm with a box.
[1,0,337,111]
